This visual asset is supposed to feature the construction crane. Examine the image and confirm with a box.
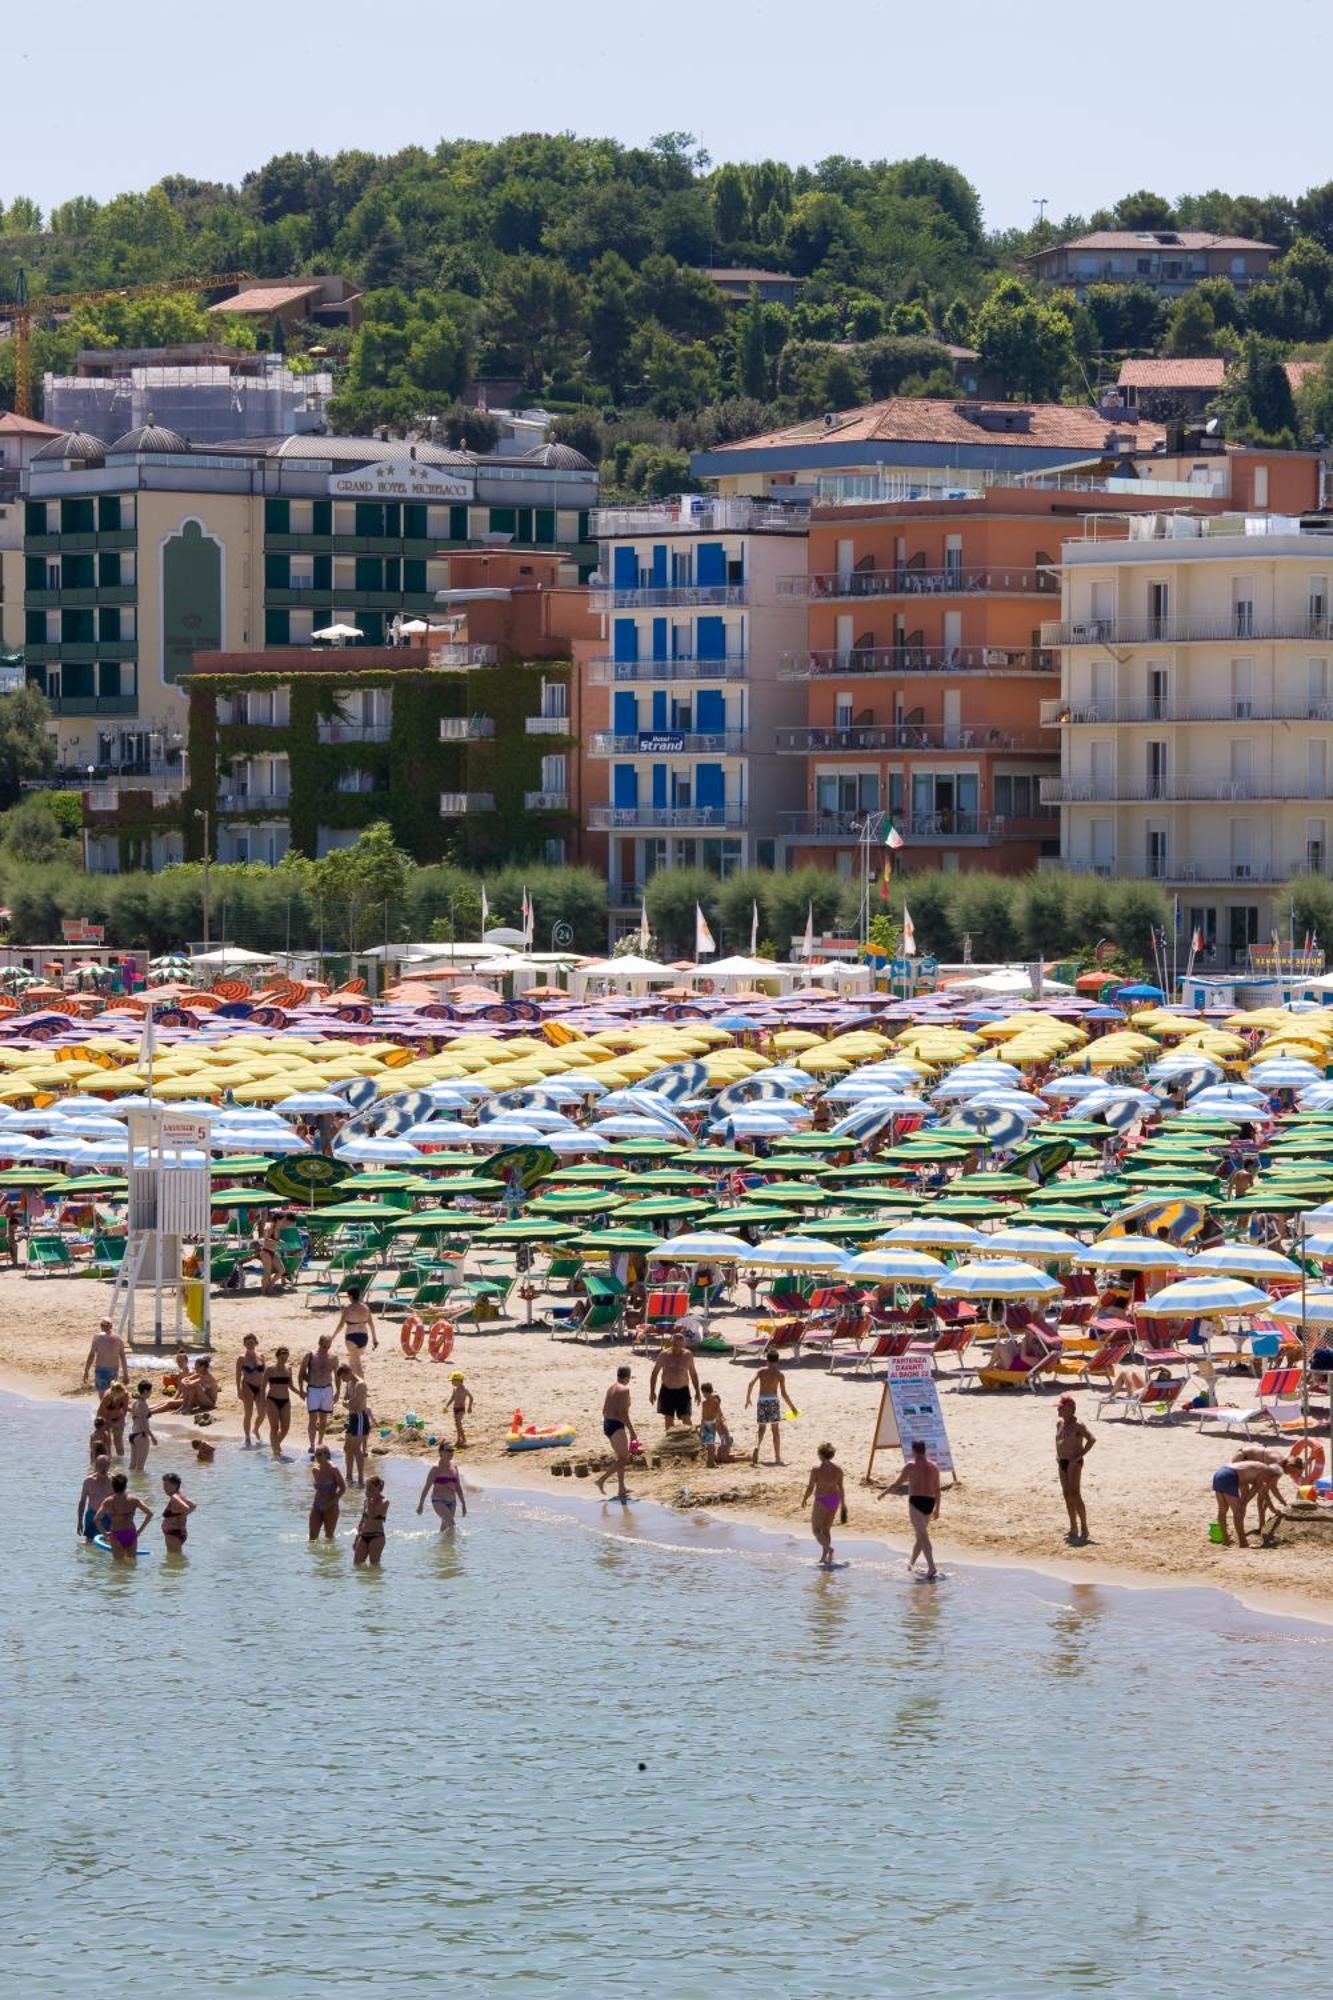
[0,272,252,417]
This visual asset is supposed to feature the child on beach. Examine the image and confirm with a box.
[160,1474,196,1553]
[697,1383,732,1467]
[802,1442,846,1569]
[448,1371,474,1447]
[128,1382,157,1472]
[88,1418,114,1466]
[338,1365,374,1489]
[746,1350,798,1466]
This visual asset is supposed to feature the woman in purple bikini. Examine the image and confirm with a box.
[100,1473,152,1561]
[802,1442,846,1568]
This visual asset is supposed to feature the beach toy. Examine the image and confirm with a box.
[780,1407,802,1421]
[427,1320,455,1362]
[400,1315,426,1358]
[1288,1439,1326,1483]
[1208,1522,1225,1544]
[506,1422,577,1452]
[1299,1483,1316,1503]
[93,1534,142,1557]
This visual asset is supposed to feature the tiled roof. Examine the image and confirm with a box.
[1044,231,1275,253]
[720,397,1165,454]
[700,267,798,284]
[1118,357,1227,390]
[208,283,323,315]
[1285,359,1322,392]
[0,411,61,437]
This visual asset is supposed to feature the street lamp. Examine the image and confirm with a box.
[194,807,211,952]
[853,808,888,947]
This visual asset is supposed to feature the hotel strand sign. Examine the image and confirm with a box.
[328,459,474,502]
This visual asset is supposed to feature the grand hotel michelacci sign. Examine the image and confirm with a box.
[328,460,475,501]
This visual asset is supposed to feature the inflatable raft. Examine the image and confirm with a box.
[505,1423,576,1452]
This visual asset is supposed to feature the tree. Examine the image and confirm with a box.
[889,157,983,250]
[586,253,636,399]
[710,164,749,246]
[1295,345,1333,444]
[310,822,411,953]
[1227,332,1298,441]
[548,408,605,464]
[1164,291,1217,357]
[0,793,72,864]
[734,289,770,398]
[484,257,585,389]
[644,867,719,958]
[0,686,56,809]
[631,324,719,416]
[1113,190,1176,229]
[972,280,1075,399]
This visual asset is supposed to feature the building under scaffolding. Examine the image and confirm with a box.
[44,346,333,445]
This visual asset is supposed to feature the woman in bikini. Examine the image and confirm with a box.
[257,1216,284,1296]
[333,1283,377,1379]
[337,1365,374,1489]
[802,1442,846,1569]
[308,1447,346,1541]
[97,1380,130,1457]
[353,1475,389,1568]
[160,1473,196,1554]
[416,1443,467,1533]
[1054,1395,1095,1544]
[261,1346,295,1461]
[235,1335,267,1447]
[100,1474,152,1562]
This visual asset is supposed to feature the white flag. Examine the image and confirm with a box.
[802,901,814,959]
[522,884,533,947]
[750,899,759,956]
[140,1003,156,1076]
[695,903,716,957]
[480,885,489,932]
[902,905,916,957]
[639,900,651,952]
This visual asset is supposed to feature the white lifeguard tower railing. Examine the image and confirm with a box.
[108,1107,214,1352]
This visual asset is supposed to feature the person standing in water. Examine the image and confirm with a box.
[416,1443,467,1531]
[1054,1395,1095,1544]
[235,1335,267,1446]
[100,1473,152,1561]
[261,1346,295,1461]
[308,1447,346,1542]
[160,1474,196,1554]
[97,1380,130,1458]
[76,1454,115,1541]
[300,1335,339,1453]
[802,1442,846,1568]
[82,1318,127,1396]
[595,1366,638,1502]
[354,1476,389,1568]
[883,1440,942,1581]
[337,1365,374,1489]
[127,1382,157,1472]
[333,1284,377,1379]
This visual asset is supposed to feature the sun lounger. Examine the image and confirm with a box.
[1096,1376,1186,1424]
[26,1233,74,1277]
[1055,1335,1131,1384]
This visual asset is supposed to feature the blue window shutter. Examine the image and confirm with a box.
[696,764,724,808]
[652,544,668,586]
[613,619,639,663]
[696,688,725,733]
[652,764,667,809]
[696,616,725,661]
[614,764,638,808]
[651,690,667,731]
[652,616,668,660]
[696,541,725,586]
[613,545,638,589]
[613,691,638,735]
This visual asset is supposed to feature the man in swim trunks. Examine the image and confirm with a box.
[746,1350,798,1466]
[649,1332,699,1434]
[82,1318,127,1396]
[884,1439,942,1580]
[596,1366,638,1502]
[300,1334,338,1453]
[76,1453,115,1541]
[1213,1459,1287,1546]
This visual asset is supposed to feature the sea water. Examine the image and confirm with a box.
[4,1392,1329,2000]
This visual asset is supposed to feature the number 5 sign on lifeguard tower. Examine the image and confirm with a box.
[866,1354,957,1483]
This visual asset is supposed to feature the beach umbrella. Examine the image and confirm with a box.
[1001,1206,1111,1233]
[1249,1060,1322,1087]
[843,1248,948,1284]
[650,1231,752,1262]
[978,1225,1085,1261]
[276,1091,359,1117]
[331,1136,427,1165]
[1137,1276,1270,1316]
[1074,1238,1188,1272]
[878,1218,981,1250]
[1271,1291,1333,1327]
[474,1220,576,1243]
[613,1196,708,1221]
[699,1206,806,1229]
[570,1229,666,1253]
[1102,1195,1210,1242]
[1191,1244,1302,1281]
[742,1236,847,1272]
[949,1104,1032,1148]
[935,1260,1062,1301]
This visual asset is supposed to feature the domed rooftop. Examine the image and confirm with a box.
[520,441,595,471]
[32,429,106,464]
[106,422,189,456]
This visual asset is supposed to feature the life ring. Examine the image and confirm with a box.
[428,1320,455,1362]
[1286,1439,1325,1483]
[400,1315,426,1358]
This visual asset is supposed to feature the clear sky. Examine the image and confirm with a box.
[10,0,1331,231]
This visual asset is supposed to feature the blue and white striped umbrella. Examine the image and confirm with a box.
[594,1114,690,1139]
[462,1122,559,1148]
[1184,1083,1266,1109]
[949,1103,1030,1148]
[829,1101,915,1146]
[742,1236,847,1272]
[330,1136,425,1165]
[935,1260,1063,1301]
[1073,1238,1187,1272]
[1271,1290,1333,1326]
[843,1248,948,1285]
[429,1079,496,1104]
[1298,1086,1333,1110]
[1191,1244,1301,1280]
[276,1091,354,1116]
[1137,1276,1270,1316]
[1147,1059,1222,1090]
[978,1225,1085,1261]
[401,1121,480,1145]
[1041,1075,1118,1101]
[1249,1060,1322,1087]
[652,1231,753,1262]
[879,1218,982,1250]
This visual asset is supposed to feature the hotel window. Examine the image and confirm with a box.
[834,692,854,728]
[540,754,568,794]
[993,774,1035,818]
[337,768,375,794]
[1146,826,1169,880]
[1310,660,1329,714]
[539,680,568,721]
[1232,578,1255,638]
[1311,578,1328,627]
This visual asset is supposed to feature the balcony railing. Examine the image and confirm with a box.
[593,500,807,535]
[219,706,288,729]
[1051,857,1323,884]
[218,789,291,814]
[86,785,180,814]
[1041,776,1333,804]
[317,721,392,744]
[440,792,496,815]
[43,693,139,716]
[588,804,747,830]
[525,790,572,812]
[588,730,748,757]
[1042,697,1333,726]
[525,714,571,734]
[1046,615,1333,647]
[427,643,498,669]
[438,717,495,741]
[777,724,1053,754]
[781,645,1055,680]
[779,809,1057,844]
[588,583,747,610]
[587,654,748,685]
[779,566,1058,602]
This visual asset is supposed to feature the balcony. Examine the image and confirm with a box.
[779,566,1058,602]
[438,717,494,742]
[782,646,1054,680]
[588,583,747,611]
[85,785,181,816]
[588,730,748,757]
[25,528,136,554]
[43,693,140,717]
[588,804,747,830]
[1051,857,1313,884]
[317,721,392,744]
[25,584,137,608]
[586,654,748,685]
[525,790,572,812]
[25,641,137,663]
[1045,615,1333,647]
[1042,697,1333,726]
[219,705,288,729]
[779,809,1057,845]
[218,789,291,814]
[440,792,496,815]
[593,500,808,536]
[525,714,571,734]
[427,643,498,670]
[1041,776,1333,804]
[776,724,1052,754]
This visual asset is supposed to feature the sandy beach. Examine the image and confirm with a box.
[14,1271,1333,1621]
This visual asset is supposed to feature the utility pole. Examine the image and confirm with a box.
[194,807,211,952]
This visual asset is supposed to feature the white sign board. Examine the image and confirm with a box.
[869,1353,956,1478]
[158,1115,211,1153]
[328,459,474,502]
